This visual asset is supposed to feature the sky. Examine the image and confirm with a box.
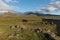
[1,0,60,15]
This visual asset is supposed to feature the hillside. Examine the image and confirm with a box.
[0,12,60,40]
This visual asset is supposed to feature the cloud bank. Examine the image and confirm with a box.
[0,0,20,12]
[38,0,60,13]
[5,0,18,2]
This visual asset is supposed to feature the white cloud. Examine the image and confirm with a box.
[47,6,57,12]
[0,0,20,11]
[0,0,12,10]
[13,0,18,3]
[5,0,12,2]
[38,1,60,13]
[50,1,60,9]
[55,1,60,5]
[5,0,18,2]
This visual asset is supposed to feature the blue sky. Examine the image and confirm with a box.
[1,0,60,15]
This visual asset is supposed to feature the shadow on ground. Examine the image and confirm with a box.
[42,18,60,36]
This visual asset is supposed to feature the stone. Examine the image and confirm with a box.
[15,25,17,28]
[34,28,41,33]
[10,26,12,28]
[8,35,14,38]
[20,25,25,30]
[12,26,15,29]
[47,30,51,34]
[16,34,20,37]
[51,33,56,38]
[22,19,28,22]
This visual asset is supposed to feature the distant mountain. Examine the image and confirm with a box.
[9,10,22,14]
[25,12,59,16]
[0,10,59,16]
[0,10,23,16]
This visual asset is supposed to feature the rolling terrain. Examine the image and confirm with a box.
[0,12,60,40]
